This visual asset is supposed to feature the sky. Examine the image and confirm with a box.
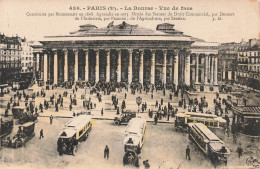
[0,0,259,43]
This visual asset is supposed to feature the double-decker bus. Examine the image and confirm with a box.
[123,117,146,167]
[57,114,92,156]
[175,112,226,130]
[188,123,230,165]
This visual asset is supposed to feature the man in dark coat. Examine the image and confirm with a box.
[237,145,243,158]
[101,108,104,116]
[104,145,109,159]
[186,145,191,160]
[154,115,158,125]
[39,129,44,139]
[50,115,53,124]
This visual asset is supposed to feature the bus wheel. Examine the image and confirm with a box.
[59,151,63,156]
[15,141,22,148]
[82,134,87,141]
[188,135,192,141]
[114,120,120,126]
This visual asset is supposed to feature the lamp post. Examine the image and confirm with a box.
[136,96,142,113]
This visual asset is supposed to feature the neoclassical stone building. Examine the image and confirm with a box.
[33,22,219,91]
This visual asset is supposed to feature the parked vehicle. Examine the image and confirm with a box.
[16,112,38,125]
[12,106,27,119]
[57,114,92,156]
[7,121,36,148]
[114,111,136,125]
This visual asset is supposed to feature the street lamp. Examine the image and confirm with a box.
[136,96,142,113]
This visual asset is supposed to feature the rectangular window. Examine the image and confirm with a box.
[79,129,84,136]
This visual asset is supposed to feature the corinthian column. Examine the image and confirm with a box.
[63,49,68,82]
[162,49,167,84]
[204,54,209,84]
[151,49,156,85]
[94,49,99,83]
[84,49,89,81]
[139,49,144,84]
[214,55,218,85]
[185,51,191,86]
[195,53,199,84]
[43,52,48,85]
[117,49,121,82]
[36,53,40,71]
[173,49,179,89]
[210,55,214,84]
[105,49,110,82]
[53,49,58,85]
[73,49,78,82]
[128,49,133,84]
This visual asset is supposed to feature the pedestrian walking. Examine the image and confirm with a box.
[101,108,104,116]
[186,145,191,160]
[117,107,119,115]
[237,145,243,158]
[35,106,38,114]
[69,104,72,111]
[50,115,53,125]
[233,134,237,144]
[39,129,44,139]
[104,145,109,159]
[154,115,158,125]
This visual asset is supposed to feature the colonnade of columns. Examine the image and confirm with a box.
[36,48,218,89]
[192,53,218,85]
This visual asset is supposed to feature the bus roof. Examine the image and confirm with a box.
[60,128,77,138]
[65,114,92,131]
[125,118,146,135]
[176,112,218,118]
[189,123,220,141]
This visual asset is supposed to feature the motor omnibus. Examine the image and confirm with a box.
[188,123,230,165]
[175,112,226,131]
[57,114,92,156]
[123,117,146,167]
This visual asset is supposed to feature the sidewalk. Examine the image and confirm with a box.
[38,107,175,124]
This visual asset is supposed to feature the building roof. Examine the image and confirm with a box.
[0,34,21,45]
[68,21,186,37]
[41,22,193,43]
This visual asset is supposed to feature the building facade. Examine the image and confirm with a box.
[21,38,34,82]
[35,22,218,91]
[0,34,22,85]
[237,39,260,90]
[218,42,239,84]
